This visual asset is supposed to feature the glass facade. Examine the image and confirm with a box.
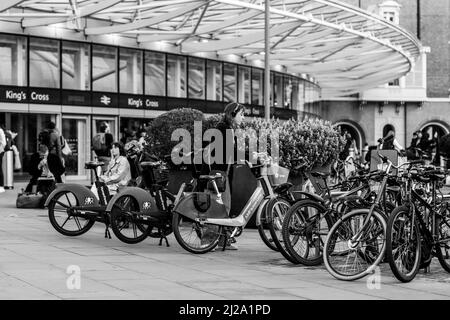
[206,60,222,101]
[62,41,90,91]
[0,33,321,113]
[92,44,117,92]
[167,54,186,98]
[238,66,251,104]
[224,63,237,102]
[252,68,263,106]
[0,34,27,86]
[145,51,165,96]
[188,57,205,99]
[30,37,59,88]
[120,47,143,94]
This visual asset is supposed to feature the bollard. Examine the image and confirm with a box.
[2,150,14,189]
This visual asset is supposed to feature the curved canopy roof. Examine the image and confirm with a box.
[1,0,421,98]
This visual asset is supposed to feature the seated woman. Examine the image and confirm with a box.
[25,144,53,193]
[91,142,131,199]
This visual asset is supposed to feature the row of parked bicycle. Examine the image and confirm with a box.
[44,143,450,283]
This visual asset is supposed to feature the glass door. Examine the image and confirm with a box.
[92,117,118,145]
[62,115,90,179]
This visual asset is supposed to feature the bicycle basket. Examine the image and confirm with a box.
[266,164,290,186]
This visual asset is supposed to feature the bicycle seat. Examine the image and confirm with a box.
[273,182,292,195]
[310,172,330,178]
[140,161,161,168]
[199,174,223,181]
[85,161,105,169]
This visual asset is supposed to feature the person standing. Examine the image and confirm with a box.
[0,124,6,193]
[92,122,113,173]
[208,102,246,250]
[42,121,65,183]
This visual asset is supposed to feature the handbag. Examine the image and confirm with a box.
[16,192,44,208]
[61,136,72,156]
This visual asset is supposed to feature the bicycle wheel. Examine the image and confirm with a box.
[110,195,150,244]
[323,208,387,281]
[386,206,421,282]
[266,197,295,262]
[436,206,450,272]
[282,199,333,265]
[48,190,95,236]
[257,202,279,252]
[172,212,222,254]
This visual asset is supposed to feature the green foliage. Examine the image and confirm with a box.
[146,108,345,176]
[145,108,204,157]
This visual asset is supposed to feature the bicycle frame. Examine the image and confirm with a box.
[176,164,278,228]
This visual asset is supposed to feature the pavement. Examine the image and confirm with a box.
[1,181,450,300]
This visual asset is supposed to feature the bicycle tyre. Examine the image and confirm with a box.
[172,212,222,254]
[386,206,421,282]
[110,195,150,244]
[323,208,387,281]
[257,201,279,252]
[282,199,333,265]
[436,206,450,273]
[48,190,95,236]
[265,197,296,262]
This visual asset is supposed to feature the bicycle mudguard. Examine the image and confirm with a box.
[290,191,325,204]
[44,184,100,208]
[105,187,157,215]
[254,198,270,227]
[173,192,229,221]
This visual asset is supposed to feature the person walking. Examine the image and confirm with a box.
[0,124,6,193]
[92,122,113,173]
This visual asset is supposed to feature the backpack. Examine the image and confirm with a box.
[92,133,106,152]
[38,129,51,147]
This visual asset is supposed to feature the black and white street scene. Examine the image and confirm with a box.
[0,0,450,302]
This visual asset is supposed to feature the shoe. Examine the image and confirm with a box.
[225,243,238,250]
[0,187,5,193]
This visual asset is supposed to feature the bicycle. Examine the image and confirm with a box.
[280,167,381,266]
[386,165,450,282]
[171,152,296,254]
[322,149,421,281]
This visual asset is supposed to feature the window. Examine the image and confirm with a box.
[283,76,293,109]
[0,34,27,86]
[62,41,90,90]
[383,11,395,22]
[388,79,400,87]
[223,63,237,102]
[206,60,222,101]
[30,37,60,88]
[238,66,251,104]
[251,68,263,105]
[188,57,205,99]
[92,44,117,92]
[167,54,186,98]
[144,51,165,96]
[273,73,283,107]
[119,48,143,94]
